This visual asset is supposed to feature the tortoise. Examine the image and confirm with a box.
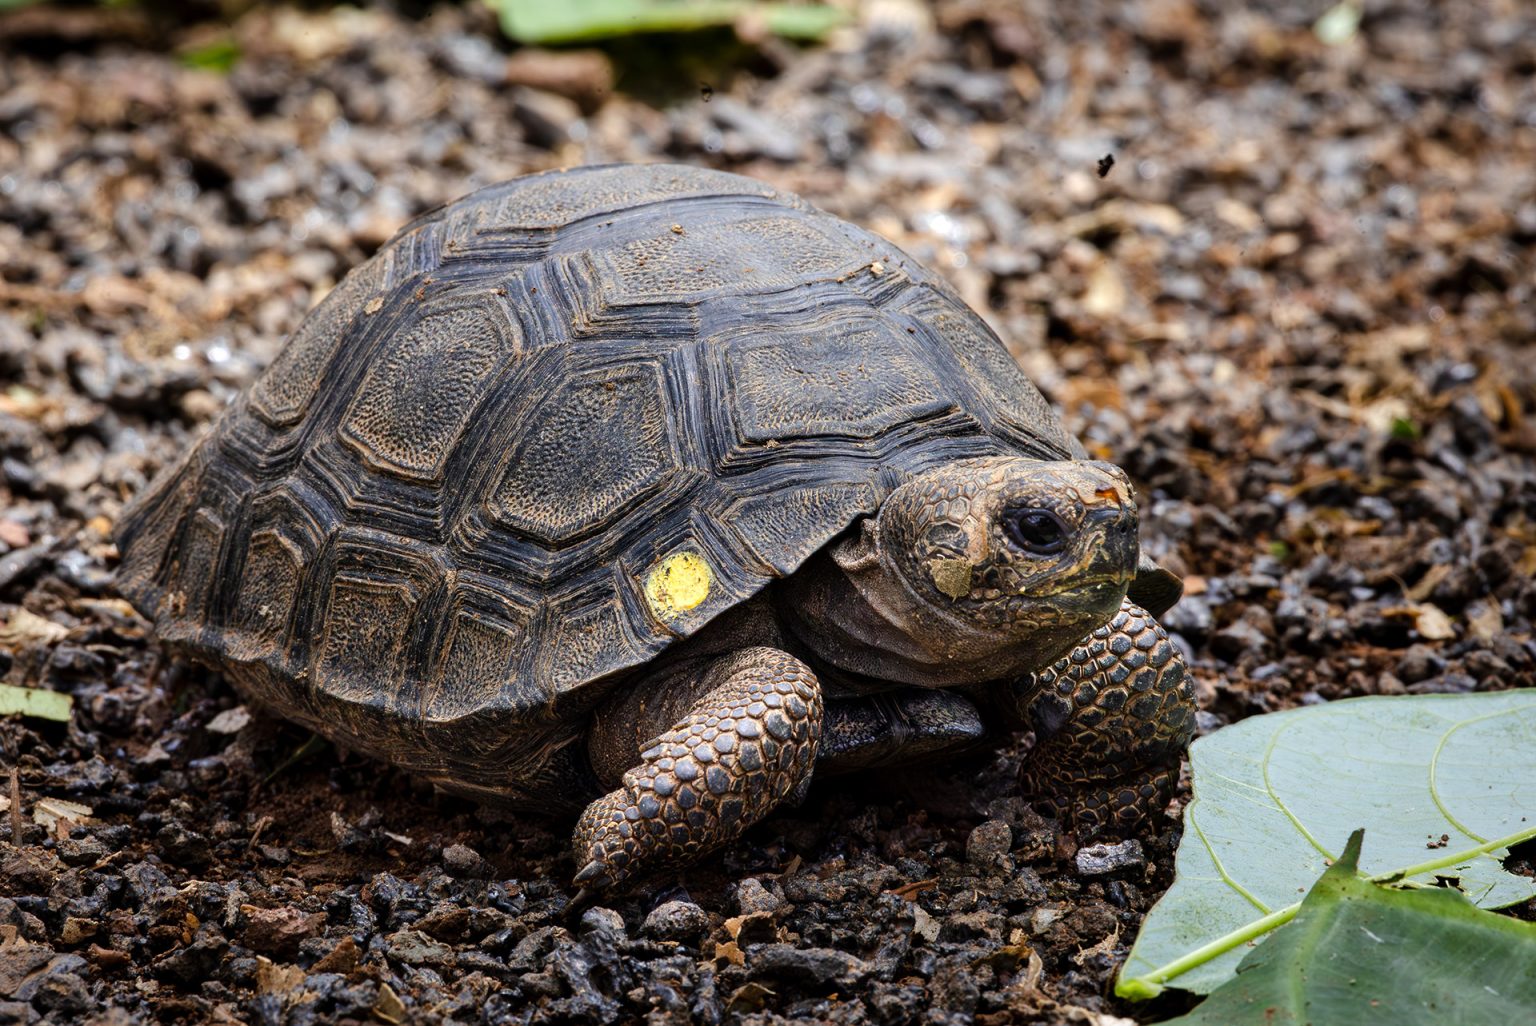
[114,163,1195,896]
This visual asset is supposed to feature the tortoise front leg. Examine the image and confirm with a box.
[573,647,822,897]
[1010,599,1196,836]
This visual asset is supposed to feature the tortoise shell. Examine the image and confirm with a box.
[114,163,1075,804]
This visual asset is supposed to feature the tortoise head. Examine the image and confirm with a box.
[798,457,1141,685]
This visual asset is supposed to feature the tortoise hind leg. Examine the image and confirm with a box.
[1014,600,1196,836]
[573,647,822,897]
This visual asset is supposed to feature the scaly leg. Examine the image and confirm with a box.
[573,647,822,896]
[1013,600,1196,835]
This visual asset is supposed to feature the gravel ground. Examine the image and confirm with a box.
[1,1,1534,1023]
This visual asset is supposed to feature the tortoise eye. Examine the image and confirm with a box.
[1004,508,1068,555]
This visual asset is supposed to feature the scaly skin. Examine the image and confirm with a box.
[1016,600,1196,834]
[572,647,822,898]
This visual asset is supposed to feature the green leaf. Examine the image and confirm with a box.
[0,683,74,723]
[1153,830,1536,1025]
[1119,690,1536,997]
[490,0,848,45]
[180,36,241,74]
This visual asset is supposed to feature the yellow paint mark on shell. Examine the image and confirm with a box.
[645,551,712,618]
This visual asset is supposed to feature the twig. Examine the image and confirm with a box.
[8,766,21,844]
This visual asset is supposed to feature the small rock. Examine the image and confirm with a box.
[386,929,453,967]
[578,906,626,939]
[0,849,61,893]
[1075,839,1146,876]
[239,905,322,956]
[1211,616,1270,660]
[939,910,1003,942]
[747,944,871,988]
[732,877,782,917]
[441,842,486,877]
[0,944,55,996]
[965,820,1013,870]
[1396,644,1447,684]
[642,900,709,941]
[33,970,91,1016]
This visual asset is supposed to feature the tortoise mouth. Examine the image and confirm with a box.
[1036,574,1131,601]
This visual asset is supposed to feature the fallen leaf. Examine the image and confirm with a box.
[0,609,69,648]
[1405,563,1452,602]
[724,981,774,1014]
[32,797,93,834]
[1466,600,1503,643]
[1072,924,1120,967]
[254,956,306,996]
[1412,604,1456,640]
[206,706,252,735]
[373,981,406,1024]
[0,683,74,723]
[911,905,941,943]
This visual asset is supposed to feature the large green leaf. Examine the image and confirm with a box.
[1119,690,1536,997]
[1154,830,1536,1025]
[490,0,848,45]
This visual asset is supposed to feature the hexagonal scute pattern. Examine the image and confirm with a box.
[340,293,520,482]
[899,289,1073,460]
[722,319,955,444]
[592,215,864,304]
[249,247,397,430]
[425,582,538,723]
[113,163,1071,804]
[488,362,678,547]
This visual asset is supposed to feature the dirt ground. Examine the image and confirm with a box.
[1,1,1533,1023]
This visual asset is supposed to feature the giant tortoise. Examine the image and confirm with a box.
[115,163,1195,896]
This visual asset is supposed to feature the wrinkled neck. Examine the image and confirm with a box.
[778,537,1042,687]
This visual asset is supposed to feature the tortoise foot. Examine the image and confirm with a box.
[1017,599,1196,837]
[572,647,822,896]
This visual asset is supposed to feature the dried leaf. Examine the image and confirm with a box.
[373,982,406,1024]
[32,797,92,833]
[1082,262,1127,317]
[1466,600,1503,643]
[1412,604,1456,640]
[1071,925,1119,967]
[206,706,252,735]
[1405,563,1452,602]
[254,956,306,996]
[911,904,941,943]
[724,981,774,1013]
[0,609,69,648]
